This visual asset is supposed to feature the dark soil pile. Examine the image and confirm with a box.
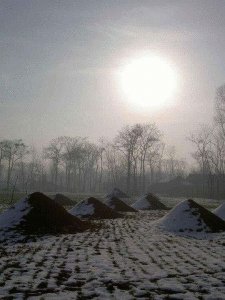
[213,202,225,220]
[106,188,129,199]
[53,193,74,206]
[187,199,225,232]
[0,192,89,235]
[132,193,168,210]
[158,199,225,233]
[70,197,122,220]
[105,196,137,212]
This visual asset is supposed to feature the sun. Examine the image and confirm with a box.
[118,54,177,109]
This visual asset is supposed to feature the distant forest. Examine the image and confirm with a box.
[1,84,225,199]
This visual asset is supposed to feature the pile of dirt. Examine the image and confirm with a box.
[157,199,225,234]
[53,193,74,206]
[213,202,225,220]
[70,197,122,219]
[106,188,129,199]
[132,193,167,210]
[105,196,137,212]
[0,192,89,235]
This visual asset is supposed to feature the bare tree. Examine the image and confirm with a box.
[44,137,64,190]
[147,142,165,185]
[2,139,28,190]
[188,126,213,196]
[115,124,143,194]
[115,123,162,194]
[138,124,161,192]
[0,141,6,185]
[215,84,225,139]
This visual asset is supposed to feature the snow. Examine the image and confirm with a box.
[0,196,30,230]
[213,202,225,220]
[106,188,128,199]
[105,198,115,209]
[1,211,225,299]
[132,196,150,210]
[156,199,210,235]
[69,199,95,217]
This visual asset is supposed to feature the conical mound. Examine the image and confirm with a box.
[106,188,129,199]
[213,202,225,220]
[70,197,122,219]
[54,193,74,205]
[158,199,225,233]
[0,192,88,235]
[105,196,137,212]
[132,193,167,210]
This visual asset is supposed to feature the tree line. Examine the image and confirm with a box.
[0,123,186,195]
[189,84,225,198]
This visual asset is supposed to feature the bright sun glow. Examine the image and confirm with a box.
[119,55,177,109]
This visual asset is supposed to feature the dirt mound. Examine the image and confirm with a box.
[106,188,129,199]
[0,192,88,235]
[53,193,74,205]
[132,193,167,210]
[213,202,225,220]
[158,199,225,234]
[70,197,122,219]
[105,196,137,212]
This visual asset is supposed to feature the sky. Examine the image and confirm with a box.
[1,0,225,160]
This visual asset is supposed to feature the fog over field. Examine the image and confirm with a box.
[1,1,225,299]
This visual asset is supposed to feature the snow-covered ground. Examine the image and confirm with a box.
[1,211,225,299]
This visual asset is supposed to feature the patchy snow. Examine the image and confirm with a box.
[105,198,115,209]
[106,188,128,199]
[132,193,166,210]
[132,196,150,210]
[0,196,30,230]
[1,211,225,299]
[0,193,87,240]
[156,199,222,236]
[157,200,208,232]
[69,197,121,219]
[69,199,95,217]
[213,202,225,220]
[105,197,137,212]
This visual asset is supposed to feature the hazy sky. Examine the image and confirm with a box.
[1,0,225,159]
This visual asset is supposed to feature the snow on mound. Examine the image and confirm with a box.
[157,199,225,234]
[53,193,74,205]
[0,196,31,230]
[105,196,137,212]
[70,197,122,219]
[105,188,129,199]
[132,193,167,210]
[0,192,88,235]
[213,202,225,220]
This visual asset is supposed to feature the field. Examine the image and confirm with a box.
[1,205,225,299]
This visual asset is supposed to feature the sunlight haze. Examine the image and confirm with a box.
[1,0,225,158]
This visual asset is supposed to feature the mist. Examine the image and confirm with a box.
[1,1,225,299]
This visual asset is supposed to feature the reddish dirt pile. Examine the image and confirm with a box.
[18,192,89,234]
